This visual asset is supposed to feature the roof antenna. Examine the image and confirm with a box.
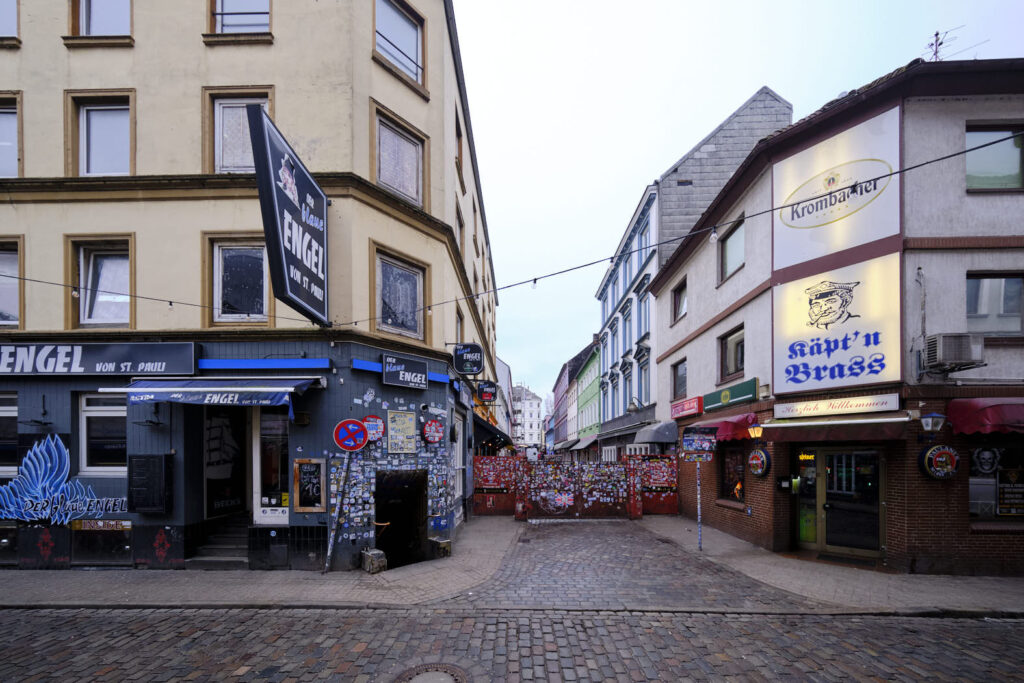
[925,26,963,61]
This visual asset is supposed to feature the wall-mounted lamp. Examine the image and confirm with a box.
[626,397,643,415]
[747,423,763,440]
[919,412,946,442]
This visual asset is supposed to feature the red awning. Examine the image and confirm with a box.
[948,398,1024,435]
[689,412,756,441]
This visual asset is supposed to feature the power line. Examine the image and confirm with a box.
[1,130,1021,330]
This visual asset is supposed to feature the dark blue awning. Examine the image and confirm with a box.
[115,378,319,419]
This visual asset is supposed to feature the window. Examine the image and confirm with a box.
[0,99,18,177]
[970,439,1024,520]
[0,0,16,37]
[622,310,632,352]
[720,326,744,380]
[80,103,129,175]
[375,0,424,85]
[610,322,618,360]
[78,243,130,326]
[720,448,744,502]
[637,294,648,338]
[376,112,425,206]
[456,307,464,343]
[80,393,126,474]
[610,379,619,419]
[601,337,608,373]
[623,246,633,287]
[455,114,465,191]
[213,242,267,323]
[966,126,1023,190]
[214,97,266,173]
[672,280,687,320]
[0,242,19,326]
[719,218,745,281]
[76,0,130,36]
[672,359,687,400]
[376,251,425,340]
[638,362,649,404]
[622,373,632,414]
[611,273,619,305]
[0,394,16,474]
[637,223,649,270]
[967,275,1023,334]
[213,0,269,33]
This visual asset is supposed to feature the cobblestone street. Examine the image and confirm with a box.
[3,520,1022,681]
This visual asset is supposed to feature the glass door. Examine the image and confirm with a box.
[823,451,880,553]
[795,450,818,547]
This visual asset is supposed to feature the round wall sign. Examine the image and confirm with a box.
[920,445,959,480]
[363,414,385,442]
[333,419,368,452]
[748,448,770,477]
[423,419,444,443]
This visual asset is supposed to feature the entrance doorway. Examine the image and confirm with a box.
[795,448,882,557]
[204,406,248,521]
[374,470,429,569]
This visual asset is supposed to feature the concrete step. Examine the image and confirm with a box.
[196,543,247,557]
[185,555,248,571]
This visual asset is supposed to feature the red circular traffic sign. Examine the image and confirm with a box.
[423,419,444,443]
[334,419,368,452]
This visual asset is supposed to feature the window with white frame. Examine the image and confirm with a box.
[638,361,649,404]
[79,103,129,176]
[610,379,619,419]
[0,393,16,474]
[967,275,1023,334]
[623,246,633,287]
[622,372,632,414]
[377,252,424,339]
[375,0,423,84]
[213,242,267,322]
[80,393,126,474]
[720,326,745,380]
[0,104,17,177]
[0,244,18,326]
[672,279,687,320]
[0,0,15,37]
[639,294,649,337]
[622,309,632,352]
[214,97,266,173]
[719,217,745,281]
[78,244,129,326]
[601,446,617,462]
[610,322,618,359]
[78,0,130,36]
[213,0,269,33]
[637,223,649,269]
[377,115,423,206]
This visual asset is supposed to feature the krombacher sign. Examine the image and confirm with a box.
[703,377,758,412]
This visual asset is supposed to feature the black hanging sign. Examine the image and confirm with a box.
[247,105,330,327]
[452,343,484,375]
[477,381,497,403]
[382,353,428,390]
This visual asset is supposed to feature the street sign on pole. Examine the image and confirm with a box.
[333,419,368,452]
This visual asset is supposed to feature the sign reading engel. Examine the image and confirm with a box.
[0,342,194,376]
[773,252,900,394]
[247,105,329,327]
[382,353,428,390]
[772,107,899,271]
[0,435,127,524]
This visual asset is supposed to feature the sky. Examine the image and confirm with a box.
[450,0,1023,399]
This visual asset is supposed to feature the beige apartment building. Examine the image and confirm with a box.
[0,0,498,571]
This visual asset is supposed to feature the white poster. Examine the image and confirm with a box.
[773,107,900,270]
[773,252,901,394]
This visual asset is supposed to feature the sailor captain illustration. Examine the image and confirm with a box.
[805,280,860,330]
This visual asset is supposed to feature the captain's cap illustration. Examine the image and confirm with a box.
[805,280,859,300]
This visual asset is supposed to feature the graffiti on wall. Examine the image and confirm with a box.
[0,435,127,524]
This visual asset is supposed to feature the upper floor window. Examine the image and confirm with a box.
[376,109,425,207]
[638,362,649,404]
[622,310,632,352]
[0,394,16,475]
[78,243,130,326]
[623,246,633,286]
[213,241,267,323]
[719,218,744,281]
[0,0,16,37]
[80,393,126,475]
[214,97,266,173]
[611,274,619,304]
[76,0,130,36]
[0,241,20,327]
[375,0,424,85]
[672,359,687,400]
[720,326,744,381]
[637,224,650,270]
[966,126,1023,190]
[672,279,687,320]
[610,322,618,359]
[213,0,269,33]
[638,294,649,337]
[0,98,18,177]
[967,275,1022,334]
[67,90,135,177]
[376,251,425,340]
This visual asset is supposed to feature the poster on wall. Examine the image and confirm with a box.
[773,252,901,394]
[772,107,900,271]
[387,410,417,454]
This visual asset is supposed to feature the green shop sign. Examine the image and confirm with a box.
[703,377,758,412]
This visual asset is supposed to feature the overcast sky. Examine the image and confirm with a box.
[450,0,1022,400]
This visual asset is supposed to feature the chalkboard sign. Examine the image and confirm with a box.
[127,454,171,514]
[292,459,326,512]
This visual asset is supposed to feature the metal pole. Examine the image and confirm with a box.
[696,460,702,552]
[323,452,354,574]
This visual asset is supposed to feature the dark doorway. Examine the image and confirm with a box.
[374,470,429,569]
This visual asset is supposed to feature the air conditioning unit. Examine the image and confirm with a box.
[923,333,984,368]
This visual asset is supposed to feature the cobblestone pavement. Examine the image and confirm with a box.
[433,520,827,612]
[1,607,1021,681]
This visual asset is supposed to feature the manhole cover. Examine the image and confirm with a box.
[392,663,469,683]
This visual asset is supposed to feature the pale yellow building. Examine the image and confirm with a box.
[0,0,499,570]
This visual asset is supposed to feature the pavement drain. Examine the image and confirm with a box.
[391,663,468,683]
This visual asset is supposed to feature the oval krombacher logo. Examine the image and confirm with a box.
[781,158,892,229]
[721,389,731,404]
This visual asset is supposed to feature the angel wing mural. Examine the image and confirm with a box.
[0,435,102,524]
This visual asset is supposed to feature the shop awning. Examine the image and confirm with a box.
[948,398,1024,435]
[634,421,679,444]
[106,377,321,419]
[553,439,579,451]
[570,435,598,451]
[597,421,648,441]
[762,411,911,442]
[473,414,512,447]
[688,412,756,441]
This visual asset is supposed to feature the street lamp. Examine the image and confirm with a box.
[919,412,946,442]
[626,397,643,414]
[747,423,763,440]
